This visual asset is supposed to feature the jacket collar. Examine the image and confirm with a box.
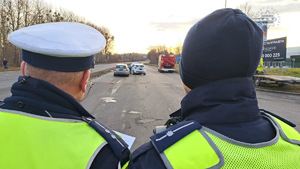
[178,77,261,125]
[2,76,93,119]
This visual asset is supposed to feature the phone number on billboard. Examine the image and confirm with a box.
[263,53,281,58]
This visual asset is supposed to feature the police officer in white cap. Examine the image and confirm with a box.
[0,22,129,169]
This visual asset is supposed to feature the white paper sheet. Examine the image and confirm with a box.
[114,131,136,150]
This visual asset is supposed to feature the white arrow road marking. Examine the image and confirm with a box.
[111,79,122,95]
[101,97,116,103]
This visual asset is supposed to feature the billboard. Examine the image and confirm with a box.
[262,37,287,61]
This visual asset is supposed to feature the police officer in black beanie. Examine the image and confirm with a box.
[128,8,300,169]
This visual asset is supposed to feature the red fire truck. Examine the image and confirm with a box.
[158,54,175,72]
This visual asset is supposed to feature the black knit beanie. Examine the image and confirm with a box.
[180,8,263,89]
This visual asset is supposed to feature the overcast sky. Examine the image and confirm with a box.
[45,0,300,53]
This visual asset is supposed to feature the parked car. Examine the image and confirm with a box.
[114,64,130,77]
[130,62,140,67]
[129,62,140,73]
[131,64,146,75]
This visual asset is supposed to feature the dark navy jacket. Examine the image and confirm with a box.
[128,77,277,169]
[0,76,128,169]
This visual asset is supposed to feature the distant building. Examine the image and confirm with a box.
[290,55,300,68]
[287,47,300,68]
[287,46,300,58]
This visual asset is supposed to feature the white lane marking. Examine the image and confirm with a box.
[128,111,142,114]
[111,79,122,95]
[101,97,117,103]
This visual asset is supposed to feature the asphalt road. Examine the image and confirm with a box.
[82,65,300,150]
[1,64,300,151]
[82,65,185,150]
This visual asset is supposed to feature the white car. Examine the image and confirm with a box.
[131,64,146,75]
[129,62,140,73]
[130,62,140,67]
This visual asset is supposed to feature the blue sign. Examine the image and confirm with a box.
[175,57,181,61]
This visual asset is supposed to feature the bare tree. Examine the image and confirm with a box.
[239,2,254,18]
[0,0,116,67]
[59,9,80,22]
[147,49,159,64]
[0,0,17,64]
[6,0,16,31]
[15,0,23,30]
[99,26,114,61]
[173,42,182,57]
[23,0,33,26]
[0,0,6,60]
[147,45,168,64]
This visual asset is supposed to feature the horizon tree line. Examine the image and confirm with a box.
[0,0,115,67]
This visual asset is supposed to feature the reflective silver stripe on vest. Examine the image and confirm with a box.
[200,129,224,169]
[0,108,84,123]
[86,141,108,169]
[264,113,300,145]
[159,153,173,169]
[203,115,281,148]
[204,113,300,148]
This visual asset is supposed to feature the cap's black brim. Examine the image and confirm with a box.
[22,50,94,72]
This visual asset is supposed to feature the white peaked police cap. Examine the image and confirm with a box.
[8,22,106,72]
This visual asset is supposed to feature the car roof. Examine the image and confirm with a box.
[131,62,140,65]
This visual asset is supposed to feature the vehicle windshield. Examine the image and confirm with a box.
[116,65,126,68]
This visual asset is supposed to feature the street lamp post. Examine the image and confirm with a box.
[292,58,295,68]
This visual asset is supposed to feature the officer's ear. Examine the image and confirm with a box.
[182,81,191,94]
[80,70,90,92]
[21,61,26,76]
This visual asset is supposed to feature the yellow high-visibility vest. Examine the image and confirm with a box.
[155,113,300,169]
[0,109,107,169]
[257,58,264,73]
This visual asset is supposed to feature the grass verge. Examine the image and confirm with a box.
[91,68,114,78]
[257,68,300,94]
[265,68,300,78]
